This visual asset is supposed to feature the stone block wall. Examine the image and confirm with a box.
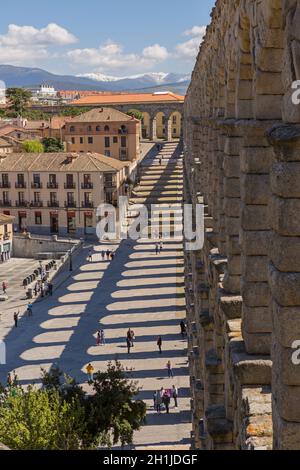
[184,0,300,450]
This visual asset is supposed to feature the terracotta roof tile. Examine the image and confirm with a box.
[70,92,185,106]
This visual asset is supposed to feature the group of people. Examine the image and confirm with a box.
[96,329,105,346]
[88,249,115,263]
[153,385,178,414]
[2,281,7,295]
[33,280,53,298]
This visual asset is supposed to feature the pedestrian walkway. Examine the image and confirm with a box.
[0,142,191,449]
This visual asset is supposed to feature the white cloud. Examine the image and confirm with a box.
[142,44,169,61]
[176,25,206,59]
[0,23,77,66]
[68,40,169,72]
[0,23,77,47]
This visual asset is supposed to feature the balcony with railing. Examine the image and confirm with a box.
[81,182,94,189]
[30,201,44,208]
[64,182,76,189]
[31,182,43,189]
[0,200,11,207]
[15,182,27,189]
[47,182,59,189]
[48,201,59,208]
[65,201,77,208]
[82,201,94,208]
[16,200,29,207]
[0,182,11,188]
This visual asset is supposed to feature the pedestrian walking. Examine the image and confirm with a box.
[127,328,135,347]
[2,281,7,294]
[172,385,178,408]
[162,391,170,414]
[7,372,13,387]
[126,337,131,354]
[34,282,38,297]
[86,363,94,382]
[96,330,101,346]
[88,250,93,262]
[157,336,162,354]
[106,249,111,260]
[167,360,174,378]
[27,303,33,317]
[100,329,105,345]
[101,251,105,261]
[110,252,115,261]
[159,242,163,253]
[48,282,53,296]
[180,320,186,338]
[155,243,159,255]
[13,311,19,328]
[155,390,162,414]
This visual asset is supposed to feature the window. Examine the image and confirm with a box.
[2,174,8,186]
[50,192,57,204]
[18,192,25,203]
[33,174,40,185]
[67,192,75,205]
[84,193,92,206]
[80,137,84,144]
[49,174,56,184]
[70,126,75,132]
[96,126,101,132]
[84,174,91,184]
[17,174,25,185]
[173,128,177,134]
[88,137,93,144]
[121,136,127,148]
[3,191,9,204]
[105,137,110,148]
[34,192,40,203]
[113,136,118,144]
[162,116,166,125]
[66,174,74,188]
[104,125,110,132]
[87,125,92,132]
[71,137,75,144]
[104,150,111,157]
[172,115,177,125]
[35,212,42,225]
[120,125,127,133]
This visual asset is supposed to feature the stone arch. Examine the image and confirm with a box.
[168,111,182,139]
[155,111,167,139]
[141,111,151,139]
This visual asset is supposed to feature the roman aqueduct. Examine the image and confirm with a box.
[184,0,300,450]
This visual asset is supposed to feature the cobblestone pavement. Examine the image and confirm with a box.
[0,142,191,449]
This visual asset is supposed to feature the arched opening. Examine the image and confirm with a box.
[141,112,151,139]
[155,112,167,139]
[169,111,182,139]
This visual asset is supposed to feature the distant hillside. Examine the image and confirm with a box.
[0,65,190,94]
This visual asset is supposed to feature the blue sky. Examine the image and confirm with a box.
[0,0,215,77]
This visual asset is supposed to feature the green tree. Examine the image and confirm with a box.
[22,140,44,153]
[6,88,32,115]
[0,386,85,450]
[42,137,64,153]
[89,361,146,448]
[127,109,143,121]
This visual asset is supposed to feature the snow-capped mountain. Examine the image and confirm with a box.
[0,65,190,93]
[77,72,190,86]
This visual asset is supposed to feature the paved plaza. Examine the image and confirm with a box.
[0,142,191,449]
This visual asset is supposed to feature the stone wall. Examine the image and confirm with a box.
[13,234,80,259]
[184,0,300,450]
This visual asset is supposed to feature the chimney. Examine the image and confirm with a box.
[66,153,78,164]
[99,107,104,113]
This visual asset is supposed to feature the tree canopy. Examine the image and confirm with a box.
[42,137,64,153]
[0,361,146,450]
[127,109,143,121]
[22,140,44,153]
[6,88,32,115]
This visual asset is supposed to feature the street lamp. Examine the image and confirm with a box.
[69,249,73,271]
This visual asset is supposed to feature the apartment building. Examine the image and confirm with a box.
[64,108,141,162]
[0,213,14,262]
[0,152,127,237]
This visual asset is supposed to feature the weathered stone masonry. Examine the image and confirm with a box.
[184,0,300,450]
